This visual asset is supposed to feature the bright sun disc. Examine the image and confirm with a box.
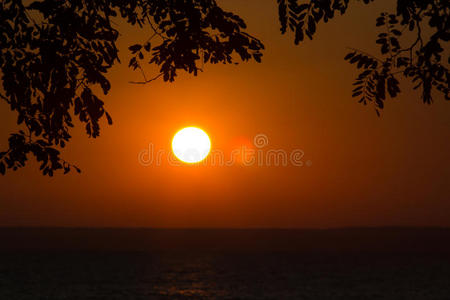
[172,127,211,163]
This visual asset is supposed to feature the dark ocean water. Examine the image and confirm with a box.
[1,228,450,299]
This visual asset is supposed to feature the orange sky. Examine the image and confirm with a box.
[1,0,449,228]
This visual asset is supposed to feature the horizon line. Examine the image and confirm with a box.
[1,226,449,230]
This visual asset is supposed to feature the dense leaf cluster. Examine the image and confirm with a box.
[126,0,264,83]
[278,0,449,115]
[277,0,374,44]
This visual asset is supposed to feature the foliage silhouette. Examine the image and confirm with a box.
[0,0,448,176]
[277,0,449,115]
[0,0,263,176]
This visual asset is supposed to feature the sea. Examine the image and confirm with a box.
[1,228,450,299]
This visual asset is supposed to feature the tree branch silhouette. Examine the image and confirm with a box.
[278,0,449,115]
[0,0,264,176]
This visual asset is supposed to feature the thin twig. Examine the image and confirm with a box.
[0,93,10,104]
[129,73,163,84]
[146,15,167,41]
[137,64,147,82]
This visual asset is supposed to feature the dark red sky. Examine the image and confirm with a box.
[1,0,449,228]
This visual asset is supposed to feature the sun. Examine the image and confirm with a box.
[172,127,211,164]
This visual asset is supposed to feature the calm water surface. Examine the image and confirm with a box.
[1,228,450,299]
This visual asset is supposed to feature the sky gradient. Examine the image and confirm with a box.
[1,0,449,228]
